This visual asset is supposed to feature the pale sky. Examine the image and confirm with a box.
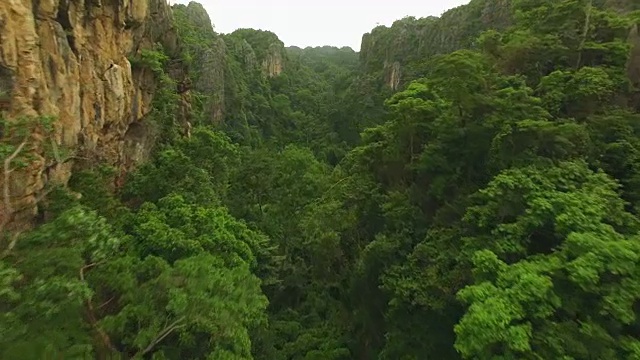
[168,0,471,50]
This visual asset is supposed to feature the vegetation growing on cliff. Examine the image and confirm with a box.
[2,0,640,359]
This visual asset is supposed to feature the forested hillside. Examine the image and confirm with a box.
[2,0,640,359]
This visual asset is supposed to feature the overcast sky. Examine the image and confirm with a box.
[168,0,471,50]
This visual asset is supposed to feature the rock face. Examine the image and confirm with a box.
[262,43,284,77]
[198,38,227,124]
[628,23,640,108]
[359,0,512,89]
[0,0,177,229]
[172,6,286,127]
[384,61,401,90]
[360,0,637,90]
[172,2,227,125]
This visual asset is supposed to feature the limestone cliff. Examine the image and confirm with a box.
[360,0,637,90]
[172,5,286,129]
[360,0,511,89]
[383,61,401,91]
[0,0,179,230]
[228,29,286,78]
[628,23,640,108]
[173,2,228,125]
[262,42,284,77]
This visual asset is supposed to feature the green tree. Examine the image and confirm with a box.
[456,161,640,359]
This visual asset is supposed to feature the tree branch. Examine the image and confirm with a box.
[1,135,29,235]
[1,133,67,255]
[576,0,593,69]
[98,296,116,310]
[79,262,117,354]
[135,317,187,358]
[0,231,22,259]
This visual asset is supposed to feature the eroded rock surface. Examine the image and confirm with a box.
[0,0,177,228]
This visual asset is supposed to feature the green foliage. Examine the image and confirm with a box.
[130,44,170,74]
[228,29,285,63]
[0,114,67,239]
[0,115,56,169]
[67,165,130,220]
[325,2,640,358]
[10,1,640,359]
[0,206,116,359]
[456,163,640,359]
[4,176,272,358]
[123,127,238,205]
[172,2,217,66]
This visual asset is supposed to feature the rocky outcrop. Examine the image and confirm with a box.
[176,1,214,35]
[262,43,284,77]
[0,0,178,229]
[360,0,638,90]
[628,23,640,108]
[197,38,227,124]
[172,2,227,125]
[359,0,512,89]
[227,29,286,78]
[384,61,401,90]
[172,9,287,126]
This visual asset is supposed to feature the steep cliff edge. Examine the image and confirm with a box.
[360,0,639,90]
[0,0,179,230]
[359,0,511,89]
[173,3,288,139]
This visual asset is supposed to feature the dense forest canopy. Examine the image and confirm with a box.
[2,0,640,358]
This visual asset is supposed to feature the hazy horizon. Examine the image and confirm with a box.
[168,0,471,51]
